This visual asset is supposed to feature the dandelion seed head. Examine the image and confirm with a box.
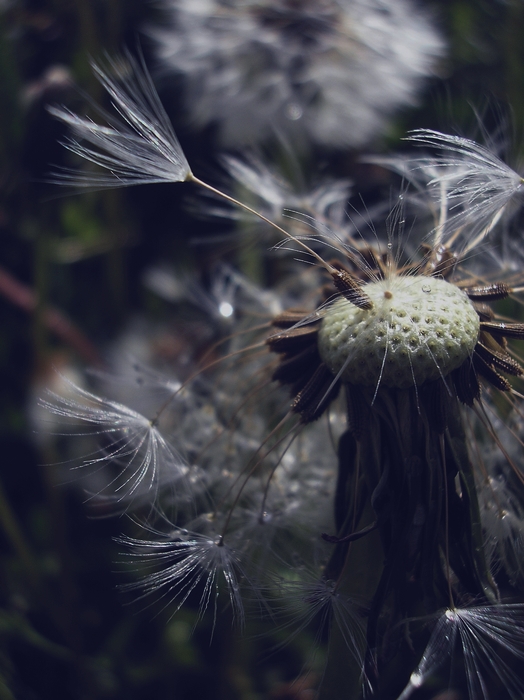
[151,0,444,148]
[318,276,479,389]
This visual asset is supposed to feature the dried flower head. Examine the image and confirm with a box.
[150,0,445,148]
[46,55,524,698]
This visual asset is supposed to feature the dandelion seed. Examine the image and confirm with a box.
[212,154,354,247]
[40,380,189,505]
[48,56,331,272]
[398,604,524,700]
[48,53,192,188]
[142,263,243,324]
[117,527,246,626]
[375,129,524,255]
[273,571,368,683]
[475,411,524,585]
[407,129,523,206]
[221,155,352,227]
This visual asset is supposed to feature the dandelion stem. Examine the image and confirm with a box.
[0,477,39,589]
[439,433,455,609]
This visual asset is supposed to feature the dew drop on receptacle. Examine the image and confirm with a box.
[422,284,431,293]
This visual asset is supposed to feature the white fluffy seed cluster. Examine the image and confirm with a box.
[318,276,480,389]
[151,0,445,148]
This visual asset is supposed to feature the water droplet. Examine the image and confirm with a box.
[387,242,393,250]
[285,102,303,120]
[259,510,272,524]
[410,672,423,688]
[422,284,431,293]
[219,301,234,318]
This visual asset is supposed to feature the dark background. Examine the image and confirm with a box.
[1,1,524,698]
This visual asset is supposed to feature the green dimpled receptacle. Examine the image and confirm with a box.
[318,276,480,389]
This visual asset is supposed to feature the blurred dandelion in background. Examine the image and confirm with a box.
[40,53,524,699]
[149,0,445,148]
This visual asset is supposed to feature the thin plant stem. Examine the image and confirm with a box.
[0,477,40,590]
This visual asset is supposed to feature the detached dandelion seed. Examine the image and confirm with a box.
[373,129,524,256]
[118,529,246,626]
[48,54,192,188]
[48,52,328,270]
[41,381,190,505]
